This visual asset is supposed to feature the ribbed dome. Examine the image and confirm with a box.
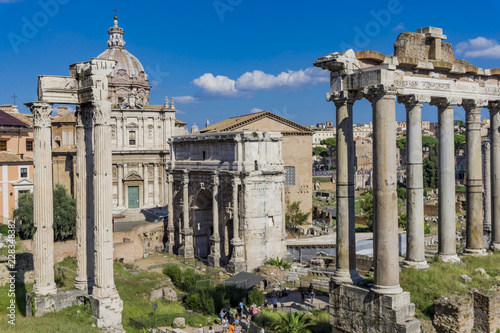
[97,16,146,77]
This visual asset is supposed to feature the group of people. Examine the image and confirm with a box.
[218,301,264,333]
[300,283,315,304]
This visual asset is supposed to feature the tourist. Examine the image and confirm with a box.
[208,326,215,333]
[228,322,235,333]
[301,290,305,303]
[220,308,225,321]
[263,298,268,309]
[237,304,242,317]
[260,327,265,333]
[235,324,242,333]
[199,324,204,333]
[234,315,240,326]
[222,317,229,333]
[310,289,315,304]
[273,297,278,309]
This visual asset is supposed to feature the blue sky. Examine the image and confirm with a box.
[1,0,500,129]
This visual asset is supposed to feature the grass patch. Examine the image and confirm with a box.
[400,253,500,320]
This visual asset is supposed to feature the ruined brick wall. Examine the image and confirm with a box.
[474,288,500,333]
[433,294,473,333]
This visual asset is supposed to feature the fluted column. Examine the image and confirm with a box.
[179,171,194,258]
[117,165,124,208]
[366,86,402,295]
[483,140,491,245]
[208,173,221,268]
[91,100,122,305]
[463,99,486,255]
[399,95,429,269]
[143,164,149,206]
[431,97,460,263]
[489,102,500,250]
[74,106,95,290]
[154,163,160,204]
[331,91,360,284]
[27,102,57,296]
[228,176,245,273]
[166,172,175,253]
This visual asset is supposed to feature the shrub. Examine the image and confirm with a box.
[163,264,183,287]
[185,293,200,310]
[0,224,9,235]
[266,257,291,269]
[198,288,215,314]
[247,288,264,306]
[398,214,407,229]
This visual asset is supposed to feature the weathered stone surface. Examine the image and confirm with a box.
[474,288,500,333]
[329,283,420,332]
[148,286,177,302]
[172,317,185,327]
[433,294,473,333]
[26,290,87,317]
[460,275,472,283]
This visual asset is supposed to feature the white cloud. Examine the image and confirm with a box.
[192,67,328,98]
[455,37,500,58]
[174,96,200,104]
[392,23,405,32]
[250,107,264,114]
[192,73,238,97]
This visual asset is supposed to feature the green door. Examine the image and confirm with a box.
[128,186,139,208]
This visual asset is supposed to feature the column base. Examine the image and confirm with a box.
[332,269,353,284]
[208,253,221,268]
[403,260,430,270]
[490,242,500,251]
[74,278,93,291]
[330,283,420,333]
[438,254,461,264]
[90,293,124,331]
[227,259,246,274]
[371,284,403,295]
[178,246,194,259]
[464,248,488,256]
[33,282,57,297]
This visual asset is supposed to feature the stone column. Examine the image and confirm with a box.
[162,114,169,149]
[74,106,94,290]
[399,95,429,269]
[208,173,221,268]
[90,99,123,327]
[143,164,149,207]
[179,171,194,258]
[366,86,402,295]
[166,172,175,253]
[489,102,500,250]
[122,116,127,148]
[117,164,124,208]
[463,100,486,255]
[153,117,158,148]
[431,97,460,263]
[153,163,160,205]
[331,92,360,284]
[228,176,245,273]
[27,102,57,296]
[482,140,491,246]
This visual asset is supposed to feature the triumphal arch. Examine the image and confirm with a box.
[314,27,500,332]
[25,58,123,329]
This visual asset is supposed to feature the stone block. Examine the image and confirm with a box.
[90,293,123,330]
[172,317,186,327]
[329,284,420,333]
[26,290,87,317]
[433,294,473,333]
[474,288,500,333]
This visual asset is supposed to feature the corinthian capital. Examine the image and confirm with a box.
[363,84,397,103]
[430,96,462,108]
[397,94,431,107]
[462,99,488,112]
[92,100,111,125]
[26,102,52,128]
[488,100,500,111]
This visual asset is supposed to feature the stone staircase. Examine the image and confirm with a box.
[285,263,309,283]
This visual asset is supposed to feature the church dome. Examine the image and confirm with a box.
[97,15,146,77]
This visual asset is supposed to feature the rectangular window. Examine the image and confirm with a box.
[20,167,28,178]
[284,166,295,186]
[19,190,29,195]
[26,140,33,151]
[129,131,136,145]
[0,140,7,151]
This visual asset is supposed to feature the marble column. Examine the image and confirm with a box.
[143,164,149,206]
[331,92,360,284]
[483,140,491,246]
[208,173,221,268]
[228,176,245,273]
[399,95,429,269]
[179,172,194,258]
[27,102,57,296]
[463,100,486,255]
[90,99,123,318]
[166,172,175,253]
[489,102,500,250]
[117,164,124,208]
[431,97,460,263]
[154,163,160,205]
[366,87,402,295]
[74,106,95,290]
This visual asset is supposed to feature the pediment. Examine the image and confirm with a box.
[12,178,33,186]
[123,172,142,181]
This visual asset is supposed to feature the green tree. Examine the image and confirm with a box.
[454,133,466,154]
[312,146,327,157]
[13,184,76,241]
[14,192,34,239]
[396,137,407,150]
[359,190,374,231]
[422,136,438,155]
[423,155,438,188]
[285,201,310,231]
[273,311,312,333]
[320,138,337,168]
[454,120,466,135]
